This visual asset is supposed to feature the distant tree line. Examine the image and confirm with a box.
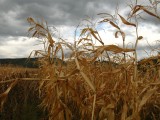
[0,58,39,68]
[0,56,159,69]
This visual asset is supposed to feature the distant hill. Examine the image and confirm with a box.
[0,58,38,68]
[0,57,67,68]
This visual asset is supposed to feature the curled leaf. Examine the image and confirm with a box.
[118,14,136,27]
[115,31,125,40]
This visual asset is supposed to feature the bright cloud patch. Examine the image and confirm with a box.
[0,36,42,58]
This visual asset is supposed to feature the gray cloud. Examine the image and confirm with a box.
[0,0,124,37]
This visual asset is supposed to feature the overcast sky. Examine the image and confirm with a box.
[0,0,159,59]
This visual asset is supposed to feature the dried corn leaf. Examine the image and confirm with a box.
[138,87,157,112]
[131,5,160,19]
[47,33,54,47]
[59,44,64,61]
[132,5,141,15]
[28,26,35,32]
[47,46,51,56]
[75,58,80,70]
[27,17,35,23]
[80,28,88,36]
[36,23,45,30]
[92,45,134,62]
[80,71,95,92]
[140,6,160,19]
[109,21,120,30]
[84,42,94,47]
[121,101,128,120]
[91,94,96,120]
[99,18,120,30]
[115,31,125,40]
[0,79,19,110]
[105,45,134,53]
[95,45,134,53]
[60,42,74,51]
[39,80,45,96]
[118,14,136,27]
[78,38,91,45]
[32,31,38,37]
[89,28,99,40]
[54,44,61,56]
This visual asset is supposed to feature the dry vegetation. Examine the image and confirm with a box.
[0,65,46,120]
[0,1,160,120]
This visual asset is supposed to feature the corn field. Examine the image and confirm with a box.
[0,1,160,120]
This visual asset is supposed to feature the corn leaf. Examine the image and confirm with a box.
[80,71,95,92]
[118,14,136,27]
[141,6,160,19]
[138,87,157,112]
[109,21,120,30]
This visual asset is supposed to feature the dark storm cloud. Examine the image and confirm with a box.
[0,0,158,37]
[142,15,160,27]
[0,0,125,37]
